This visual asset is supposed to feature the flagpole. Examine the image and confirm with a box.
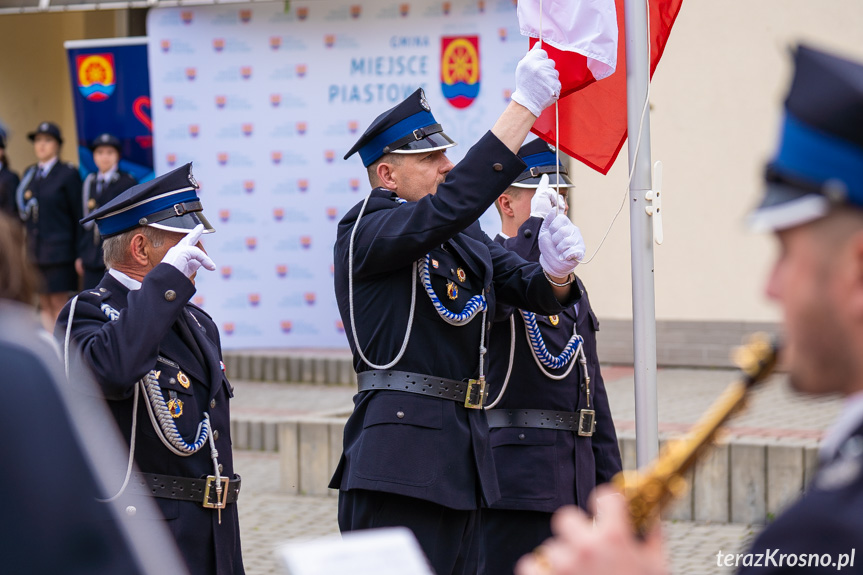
[623,0,659,466]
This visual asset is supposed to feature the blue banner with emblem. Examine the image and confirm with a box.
[65,38,155,183]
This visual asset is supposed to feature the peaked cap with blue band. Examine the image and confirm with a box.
[750,45,863,231]
[513,138,574,189]
[80,163,214,238]
[344,88,456,167]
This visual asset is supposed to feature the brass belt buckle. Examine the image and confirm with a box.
[578,410,596,437]
[464,377,487,409]
[202,476,229,509]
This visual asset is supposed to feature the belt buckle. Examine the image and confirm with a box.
[577,410,596,437]
[202,476,230,509]
[464,377,487,410]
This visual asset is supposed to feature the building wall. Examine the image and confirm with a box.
[567,0,863,325]
[0,10,120,172]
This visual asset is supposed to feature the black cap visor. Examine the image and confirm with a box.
[513,171,574,189]
[148,212,215,236]
[28,130,62,145]
[748,181,830,232]
[390,131,456,155]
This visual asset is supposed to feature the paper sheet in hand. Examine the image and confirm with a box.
[278,527,435,575]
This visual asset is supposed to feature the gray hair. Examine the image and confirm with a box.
[102,226,169,269]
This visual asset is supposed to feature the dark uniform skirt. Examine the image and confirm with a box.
[38,262,78,294]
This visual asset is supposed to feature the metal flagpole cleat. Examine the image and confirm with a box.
[645,160,664,245]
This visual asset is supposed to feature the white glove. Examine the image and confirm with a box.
[529,174,567,218]
[538,211,585,278]
[511,46,561,117]
[161,224,216,279]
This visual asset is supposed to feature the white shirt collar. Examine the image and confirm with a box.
[108,268,142,291]
[498,232,511,240]
[819,391,863,461]
[38,157,58,173]
[98,165,118,182]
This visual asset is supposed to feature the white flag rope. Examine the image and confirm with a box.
[528,0,657,264]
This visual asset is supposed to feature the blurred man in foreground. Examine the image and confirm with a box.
[517,44,863,575]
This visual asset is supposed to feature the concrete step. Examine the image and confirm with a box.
[222,351,356,385]
[230,411,819,522]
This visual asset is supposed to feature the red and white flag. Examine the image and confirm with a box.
[518,0,618,89]
[522,0,684,175]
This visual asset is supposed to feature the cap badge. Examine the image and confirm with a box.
[188,168,199,188]
[456,268,466,282]
[446,280,458,300]
[419,89,430,111]
[547,143,556,152]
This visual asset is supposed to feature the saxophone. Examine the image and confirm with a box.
[612,333,780,534]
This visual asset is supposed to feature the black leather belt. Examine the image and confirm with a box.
[486,408,595,436]
[357,370,486,409]
[130,472,241,506]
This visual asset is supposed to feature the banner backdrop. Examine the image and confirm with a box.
[148,0,528,349]
[65,38,155,182]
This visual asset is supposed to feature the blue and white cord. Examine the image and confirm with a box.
[521,310,582,371]
[419,254,486,326]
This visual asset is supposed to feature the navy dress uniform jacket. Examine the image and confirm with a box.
[56,264,243,575]
[0,164,19,219]
[737,417,863,575]
[330,132,579,510]
[79,171,137,269]
[487,216,622,512]
[18,162,83,264]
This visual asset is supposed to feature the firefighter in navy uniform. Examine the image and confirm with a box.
[79,133,137,289]
[480,140,622,575]
[17,121,83,331]
[330,47,586,575]
[56,163,244,575]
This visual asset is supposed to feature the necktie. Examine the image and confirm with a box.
[96,178,104,196]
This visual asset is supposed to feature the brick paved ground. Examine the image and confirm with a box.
[230,366,842,574]
[236,452,757,575]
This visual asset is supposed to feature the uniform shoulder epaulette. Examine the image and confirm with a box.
[80,287,111,302]
[188,303,213,321]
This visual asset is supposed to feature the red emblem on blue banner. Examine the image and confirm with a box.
[76,54,116,102]
[441,36,480,109]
